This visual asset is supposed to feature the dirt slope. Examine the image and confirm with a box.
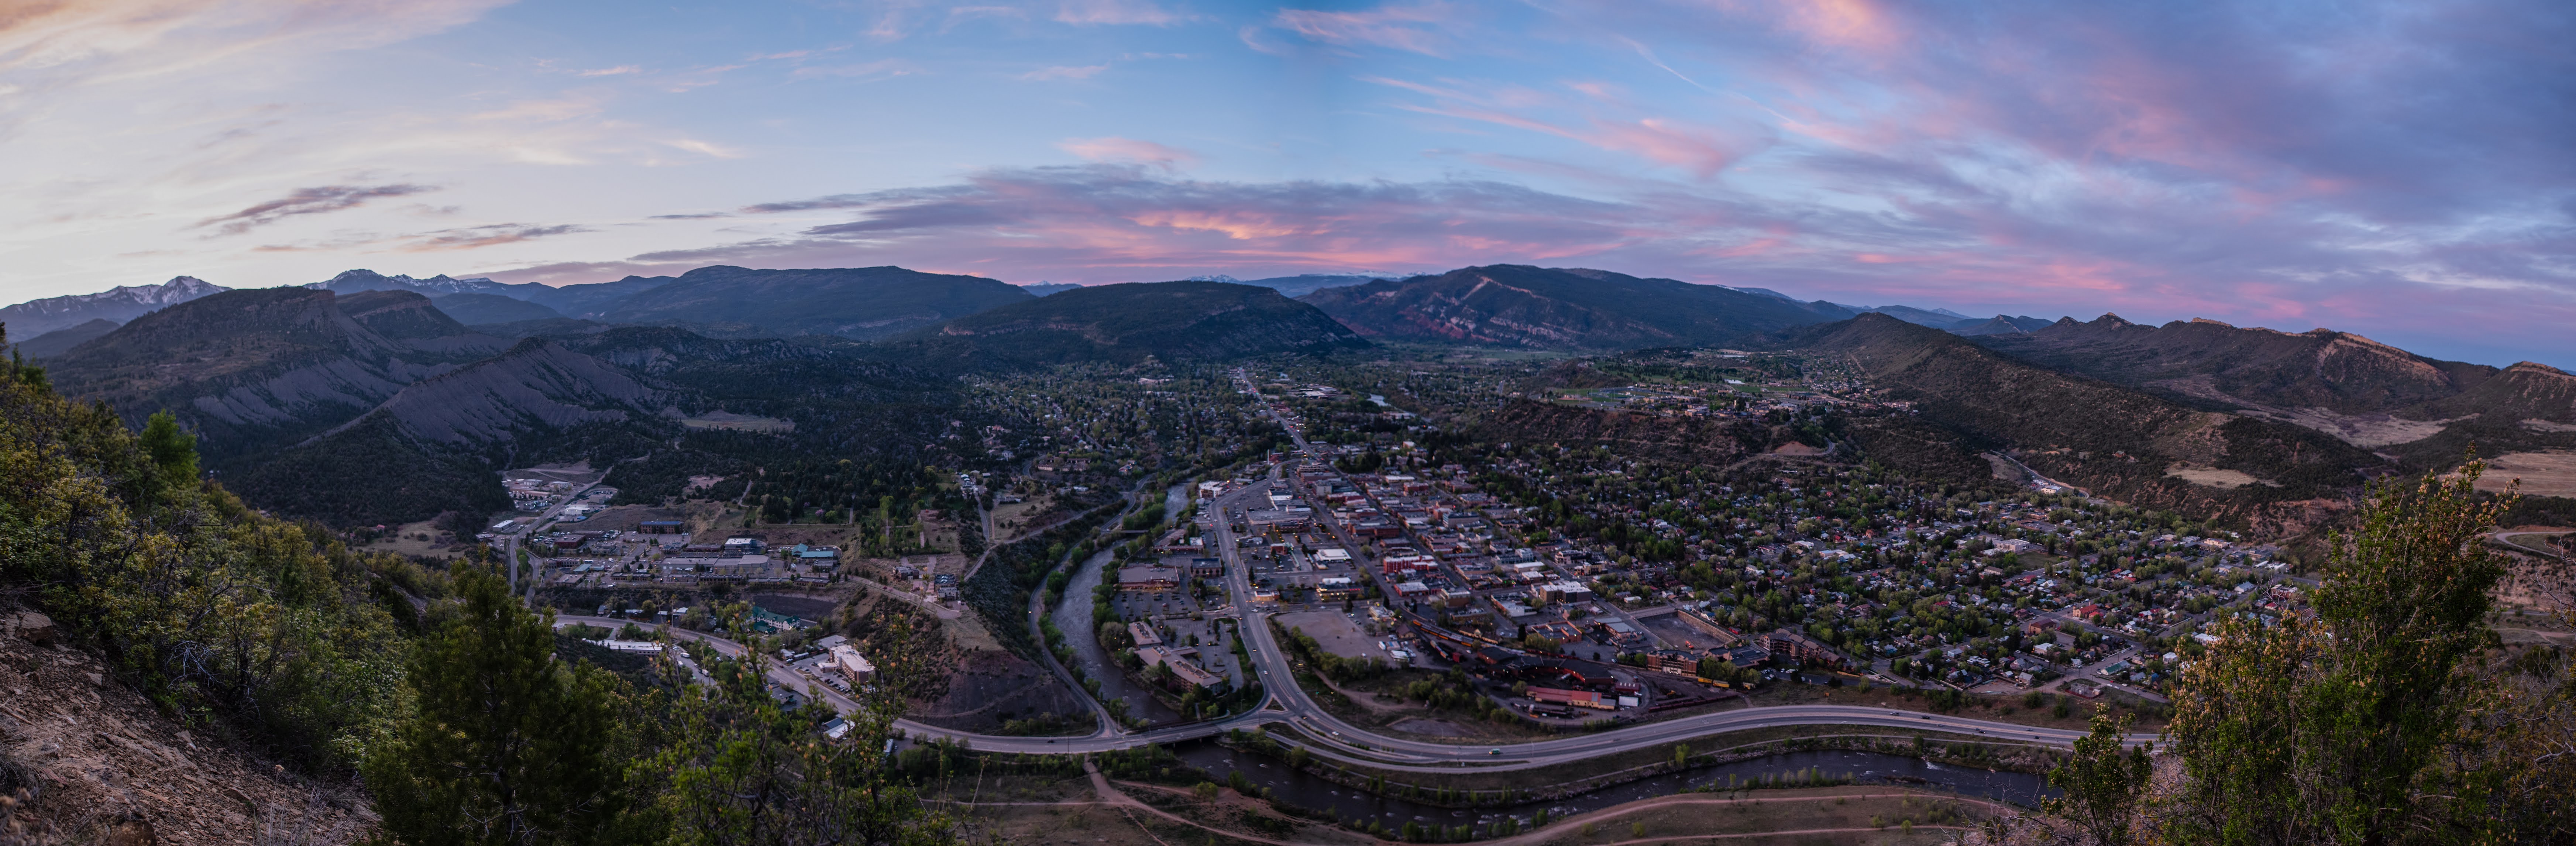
[0,606,371,845]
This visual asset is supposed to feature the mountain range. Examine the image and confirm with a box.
[11,260,2568,527]
[0,276,228,339]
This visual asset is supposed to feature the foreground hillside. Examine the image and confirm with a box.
[0,606,373,843]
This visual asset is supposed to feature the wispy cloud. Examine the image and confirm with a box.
[196,184,439,235]
[1057,137,1198,168]
[790,59,921,81]
[1270,1,1461,56]
[575,65,642,76]
[662,138,745,159]
[395,223,588,252]
[1054,0,1185,26]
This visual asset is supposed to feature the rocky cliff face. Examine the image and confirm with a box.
[44,288,505,461]
[340,338,667,444]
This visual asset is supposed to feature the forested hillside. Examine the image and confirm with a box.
[0,342,956,843]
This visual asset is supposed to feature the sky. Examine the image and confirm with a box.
[1,0,2570,366]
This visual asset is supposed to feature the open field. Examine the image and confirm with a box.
[2164,464,2271,489]
[2473,451,2576,498]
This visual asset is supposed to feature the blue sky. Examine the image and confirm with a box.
[1,0,2570,365]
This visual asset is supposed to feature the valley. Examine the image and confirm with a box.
[3,262,2569,845]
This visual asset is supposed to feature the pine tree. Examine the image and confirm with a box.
[364,564,624,845]
[137,410,198,488]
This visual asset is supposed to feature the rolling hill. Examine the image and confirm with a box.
[1784,313,2381,525]
[900,280,1368,365]
[595,265,1036,339]
[1297,265,1853,350]
[1974,314,2498,415]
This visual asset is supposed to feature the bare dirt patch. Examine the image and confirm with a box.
[2164,464,2274,489]
[1276,611,1390,662]
[2471,451,2576,498]
[2524,419,2576,434]
[2149,376,2463,447]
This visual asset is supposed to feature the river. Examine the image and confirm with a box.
[1053,548,1185,725]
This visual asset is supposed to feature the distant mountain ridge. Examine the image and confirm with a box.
[1231,273,1394,297]
[595,265,1035,339]
[1298,265,1855,350]
[0,276,228,338]
[10,319,121,359]
[903,280,1368,365]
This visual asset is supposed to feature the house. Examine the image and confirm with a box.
[1641,650,1704,678]
[1526,687,1613,710]
[1188,557,1225,578]
[824,644,875,684]
[1137,646,1227,690]
[1536,581,1595,604]
[1767,628,1845,667]
[1117,566,1181,591]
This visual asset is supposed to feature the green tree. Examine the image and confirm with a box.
[137,410,199,488]
[2159,458,2521,844]
[365,564,625,845]
[644,615,956,846]
[2044,707,2152,846]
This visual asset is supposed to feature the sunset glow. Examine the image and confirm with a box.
[1,0,2568,364]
